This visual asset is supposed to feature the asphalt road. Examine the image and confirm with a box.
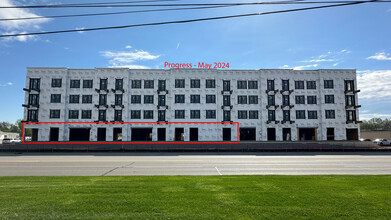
[0,152,391,176]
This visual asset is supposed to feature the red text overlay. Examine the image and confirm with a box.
[164,62,230,69]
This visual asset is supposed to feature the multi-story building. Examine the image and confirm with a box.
[22,67,361,142]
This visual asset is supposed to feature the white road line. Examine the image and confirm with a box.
[215,166,222,175]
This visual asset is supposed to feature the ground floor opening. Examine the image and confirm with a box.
[223,128,231,141]
[50,127,59,141]
[240,128,256,141]
[327,128,335,140]
[158,128,166,141]
[190,128,198,141]
[283,128,291,141]
[267,128,276,141]
[131,128,152,141]
[69,128,90,141]
[298,128,317,141]
[113,128,122,141]
[346,128,358,140]
[175,128,184,141]
[97,128,106,141]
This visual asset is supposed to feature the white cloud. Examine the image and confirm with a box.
[302,49,350,64]
[292,64,318,70]
[76,27,85,34]
[125,45,132,49]
[357,70,391,99]
[366,52,391,61]
[280,65,290,68]
[108,65,149,69]
[2,31,36,42]
[101,48,160,68]
[359,113,391,120]
[0,81,13,87]
[302,58,335,63]
[176,42,180,49]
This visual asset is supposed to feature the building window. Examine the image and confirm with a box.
[308,111,318,119]
[206,79,215,88]
[50,110,60,119]
[175,95,185,103]
[223,95,230,106]
[82,95,92,104]
[175,79,185,88]
[238,96,247,104]
[131,95,141,104]
[345,95,355,106]
[206,95,216,104]
[99,110,106,121]
[175,110,185,119]
[249,96,258,104]
[144,80,154,89]
[69,95,80,104]
[307,96,317,104]
[51,94,61,103]
[268,110,275,121]
[144,95,154,104]
[248,81,258,89]
[143,110,153,119]
[158,95,166,106]
[307,81,316,89]
[158,80,166,91]
[115,94,123,105]
[99,79,108,90]
[69,110,79,119]
[99,94,107,105]
[132,80,141,89]
[190,110,200,119]
[223,80,230,91]
[249,111,258,119]
[282,95,290,106]
[158,110,165,121]
[115,79,123,90]
[283,110,290,121]
[83,80,93,88]
[27,110,38,121]
[268,95,275,106]
[238,110,248,119]
[295,81,304,89]
[344,80,354,92]
[190,95,200,103]
[324,80,334,89]
[28,94,39,106]
[325,95,334,104]
[206,110,216,119]
[29,78,40,90]
[115,110,123,121]
[52,78,62,88]
[325,110,335,119]
[237,80,247,89]
[296,110,305,119]
[190,79,200,88]
[295,96,305,104]
[70,80,80,88]
[267,80,274,91]
[223,110,231,121]
[346,110,356,121]
[282,80,289,90]
[81,110,91,119]
[131,110,141,119]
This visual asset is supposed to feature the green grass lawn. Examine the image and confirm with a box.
[0,176,390,219]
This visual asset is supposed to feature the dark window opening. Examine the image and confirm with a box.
[113,128,122,141]
[223,128,231,141]
[240,128,256,141]
[97,128,106,141]
[132,128,152,141]
[298,128,317,141]
[190,128,198,141]
[175,128,184,141]
[69,128,90,141]
[267,128,276,141]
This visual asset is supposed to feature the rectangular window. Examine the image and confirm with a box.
[206,79,215,88]
[158,80,166,91]
[69,95,80,104]
[345,95,355,106]
[158,110,165,121]
[283,110,290,121]
[27,110,38,121]
[268,95,275,106]
[82,95,92,104]
[175,110,185,119]
[144,80,154,89]
[175,79,185,88]
[223,95,230,106]
[132,80,141,89]
[70,80,80,88]
[268,110,275,121]
[29,78,40,90]
[344,80,354,92]
[295,81,304,89]
[308,110,318,119]
[282,80,289,91]
[249,111,258,119]
[190,110,200,119]
[114,110,122,121]
[131,95,141,104]
[295,95,305,104]
[282,95,290,106]
[307,96,317,104]
[51,94,61,103]
[28,94,39,106]
[248,81,258,89]
[190,79,200,88]
[144,95,154,104]
[115,94,123,105]
[69,110,79,119]
[237,80,247,89]
[115,79,123,90]
[267,80,274,91]
[99,79,108,90]
[131,110,141,119]
[325,95,334,104]
[175,95,185,103]
[83,80,93,88]
[223,110,231,121]
[249,96,258,104]
[143,110,153,119]
[52,78,62,88]
[99,110,106,121]
[81,110,92,119]
[223,80,230,91]
[50,109,60,119]
[158,95,166,106]
[238,96,247,104]
[346,110,356,121]
[238,110,248,119]
[307,81,316,89]
[190,95,200,103]
[324,80,334,89]
[99,94,107,105]
[296,110,305,119]
[325,110,335,119]
[206,110,216,119]
[206,95,216,104]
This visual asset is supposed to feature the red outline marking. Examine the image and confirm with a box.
[22,122,239,144]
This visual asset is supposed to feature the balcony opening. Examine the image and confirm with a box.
[239,128,256,141]
[190,128,198,141]
[298,128,317,141]
[113,128,122,141]
[69,128,90,141]
[131,128,152,141]
[223,128,231,141]
[267,128,276,141]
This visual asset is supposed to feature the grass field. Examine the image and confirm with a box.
[0,176,390,219]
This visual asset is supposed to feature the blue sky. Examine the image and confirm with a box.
[0,0,390,123]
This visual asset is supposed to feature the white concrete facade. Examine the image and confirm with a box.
[23,67,360,142]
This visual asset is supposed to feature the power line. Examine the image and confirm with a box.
[0,1,374,38]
